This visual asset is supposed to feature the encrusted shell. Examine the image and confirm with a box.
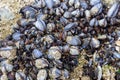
[48,46,62,60]
[66,36,81,46]
[37,69,47,80]
[47,23,55,32]
[35,58,49,69]
[70,46,79,55]
[49,67,61,79]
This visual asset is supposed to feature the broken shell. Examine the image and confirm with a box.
[48,46,62,60]
[107,2,120,17]
[35,58,49,69]
[90,38,100,48]
[37,69,47,80]
[32,49,43,58]
[34,20,46,31]
[98,18,107,27]
[70,46,80,55]
[66,36,81,46]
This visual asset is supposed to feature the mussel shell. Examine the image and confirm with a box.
[20,6,37,19]
[32,49,43,58]
[90,0,101,6]
[107,2,120,17]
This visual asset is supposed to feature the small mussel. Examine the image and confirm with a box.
[48,46,62,60]
[64,22,78,31]
[49,67,61,79]
[32,49,43,58]
[107,2,120,17]
[45,0,54,9]
[89,18,98,27]
[90,3,103,16]
[90,38,100,48]
[34,20,46,31]
[20,6,37,19]
[15,70,26,80]
[98,18,107,27]
[70,46,80,55]
[35,58,49,69]
[90,0,101,6]
[12,32,21,41]
[37,69,47,80]
[47,23,55,32]
[66,36,81,46]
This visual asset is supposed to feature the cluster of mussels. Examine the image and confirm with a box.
[0,0,120,80]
